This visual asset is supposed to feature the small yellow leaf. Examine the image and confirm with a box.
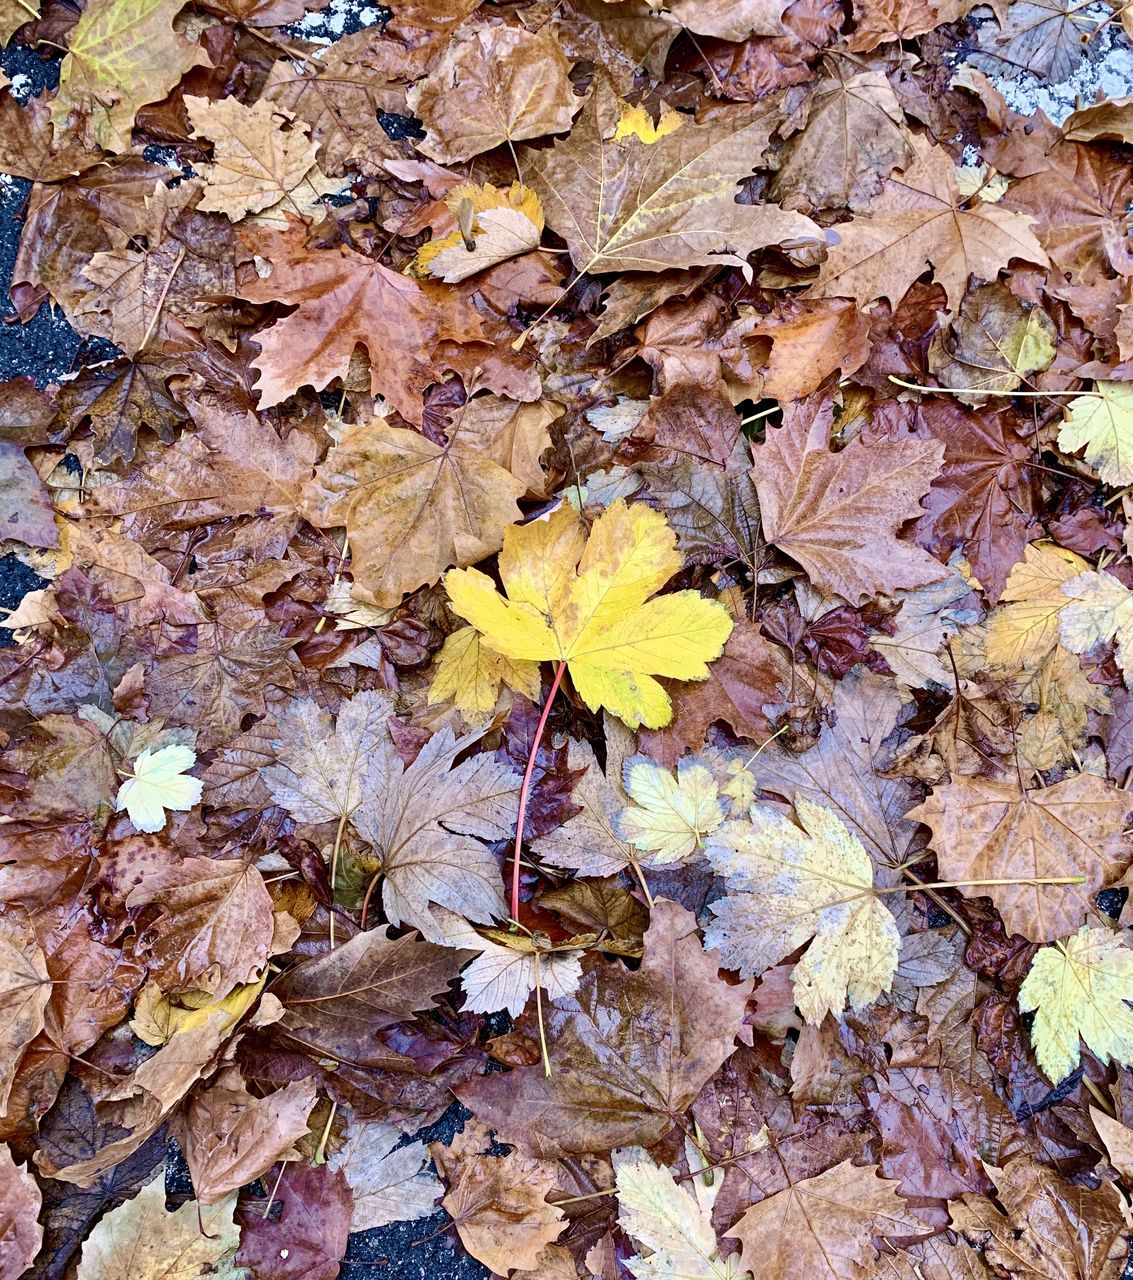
[705,796,899,1024]
[443,500,734,729]
[1018,926,1133,1082]
[985,542,1090,670]
[416,181,544,283]
[1058,383,1133,486]
[115,744,202,834]
[613,100,684,144]
[130,976,266,1047]
[427,625,541,723]
[1059,569,1133,680]
[616,756,724,863]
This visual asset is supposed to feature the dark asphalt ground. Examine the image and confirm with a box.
[0,12,489,1279]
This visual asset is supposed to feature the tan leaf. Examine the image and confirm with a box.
[770,64,912,209]
[985,542,1089,671]
[76,1176,240,1279]
[0,1143,42,1279]
[407,25,578,164]
[0,917,50,1113]
[727,1160,926,1279]
[752,398,946,604]
[809,133,1047,308]
[665,0,788,38]
[1091,1106,1133,1184]
[431,1120,565,1272]
[326,1118,442,1231]
[180,1070,317,1204]
[124,857,276,997]
[526,79,822,278]
[186,95,319,221]
[302,412,546,609]
[907,773,1133,941]
[531,740,639,878]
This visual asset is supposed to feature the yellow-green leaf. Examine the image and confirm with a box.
[443,501,734,729]
[1058,382,1133,486]
[1018,926,1133,1082]
[427,625,541,724]
[616,756,723,863]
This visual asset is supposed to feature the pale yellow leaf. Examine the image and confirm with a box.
[616,756,724,863]
[985,542,1089,670]
[1058,383,1133,487]
[1059,569,1133,681]
[115,744,202,834]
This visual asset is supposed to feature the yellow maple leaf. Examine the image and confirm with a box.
[443,500,734,730]
[704,796,899,1024]
[985,542,1090,670]
[1018,926,1133,1082]
[1058,382,1133,486]
[1059,568,1133,681]
[416,181,544,283]
[616,756,724,863]
[427,625,541,723]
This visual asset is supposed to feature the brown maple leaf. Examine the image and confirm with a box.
[752,397,946,605]
[526,79,822,278]
[809,133,1047,308]
[407,24,579,164]
[239,220,484,421]
[456,900,752,1155]
[907,773,1133,941]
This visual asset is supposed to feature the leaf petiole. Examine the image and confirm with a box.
[510,660,567,922]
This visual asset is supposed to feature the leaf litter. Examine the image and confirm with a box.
[1,0,1133,1278]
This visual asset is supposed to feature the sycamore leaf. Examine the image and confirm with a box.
[616,756,724,863]
[751,398,946,605]
[431,1121,566,1274]
[525,79,822,279]
[1059,569,1133,680]
[614,1147,751,1280]
[115,745,202,834]
[985,542,1090,670]
[260,692,393,826]
[76,1176,240,1280]
[240,220,484,421]
[458,942,583,1018]
[908,773,1132,941]
[531,740,639,878]
[416,182,544,283]
[303,410,552,609]
[427,626,542,724]
[406,24,578,164]
[50,0,209,151]
[1058,383,1133,486]
[444,500,734,730]
[326,1119,442,1232]
[186,95,319,222]
[354,730,521,941]
[705,796,900,1024]
[809,132,1047,308]
[726,1161,926,1280]
[1019,926,1133,1082]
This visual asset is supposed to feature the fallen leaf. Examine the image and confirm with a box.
[427,626,542,724]
[326,1118,441,1232]
[456,900,752,1155]
[415,181,544,283]
[1058,383,1133,487]
[614,1146,750,1280]
[1059,568,1133,680]
[75,1176,239,1279]
[407,24,578,164]
[302,412,547,609]
[51,0,209,151]
[809,133,1047,308]
[908,773,1132,941]
[0,917,51,1113]
[115,745,202,835]
[726,1160,926,1280]
[985,542,1089,670]
[186,94,319,221]
[1018,926,1133,1082]
[180,1070,317,1203]
[1090,1106,1133,1184]
[526,79,822,278]
[240,220,484,419]
[616,756,724,863]
[235,1163,351,1280]
[706,796,900,1023]
[0,1143,42,1279]
[444,500,735,730]
[752,397,946,604]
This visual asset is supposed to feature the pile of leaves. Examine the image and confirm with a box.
[4,0,1133,1275]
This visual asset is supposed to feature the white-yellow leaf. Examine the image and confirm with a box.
[617,756,724,863]
[116,744,202,834]
[1059,569,1133,681]
[1058,383,1133,486]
